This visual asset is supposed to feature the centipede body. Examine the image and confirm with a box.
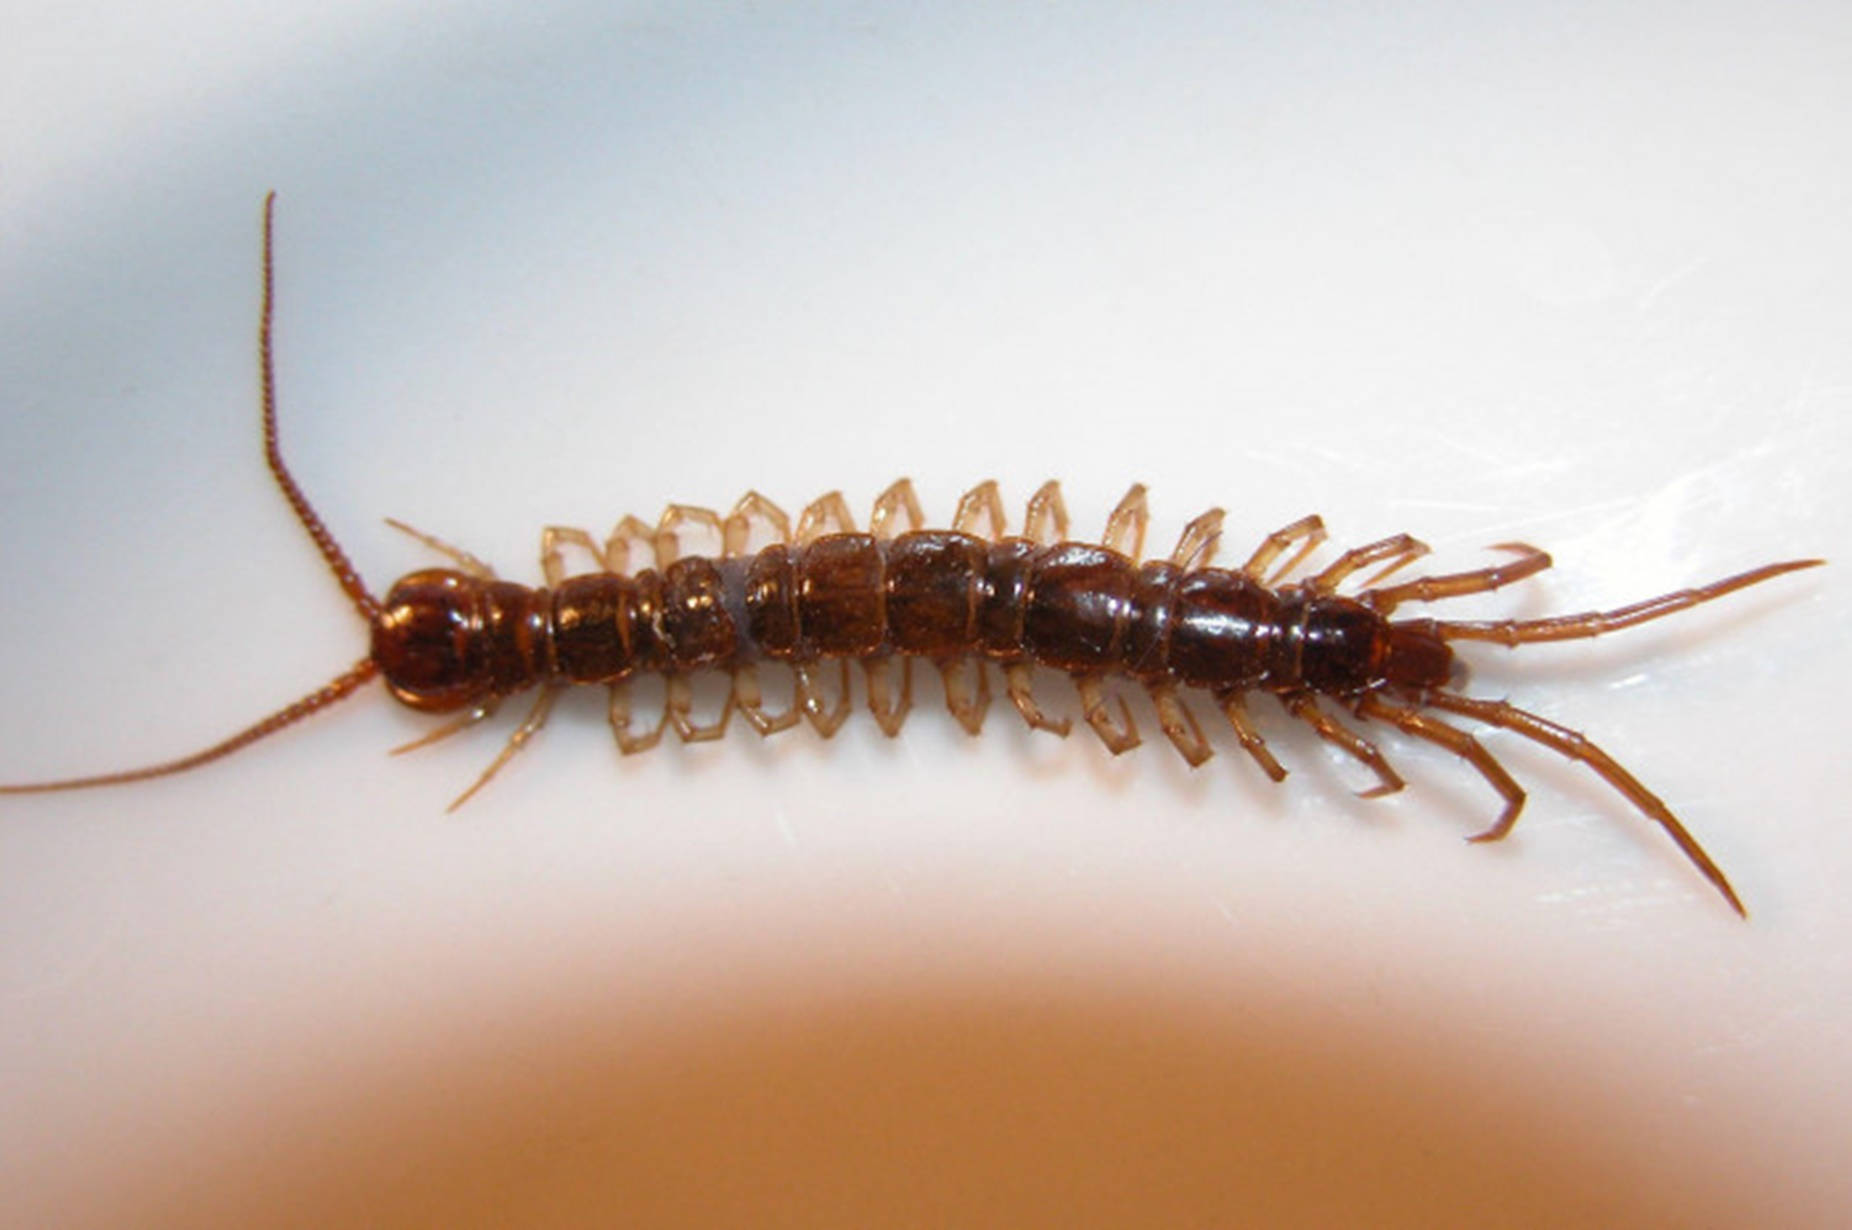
[0,195,1824,918]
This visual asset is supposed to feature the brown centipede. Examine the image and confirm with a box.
[0,195,1823,916]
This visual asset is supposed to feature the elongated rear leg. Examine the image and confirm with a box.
[1171,508,1226,570]
[1003,662,1071,736]
[864,656,913,736]
[1243,515,1326,584]
[938,657,990,735]
[1279,692,1404,798]
[1103,484,1149,560]
[1361,544,1552,613]
[1425,559,1824,646]
[1023,481,1068,544]
[1308,534,1430,594]
[1216,690,1287,782]
[447,686,558,811]
[1075,675,1140,754]
[1413,689,1744,913]
[953,480,1007,540]
[1148,682,1212,768]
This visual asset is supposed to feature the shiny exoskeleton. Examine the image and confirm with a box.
[0,195,1822,919]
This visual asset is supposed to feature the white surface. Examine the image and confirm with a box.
[1,3,1847,1226]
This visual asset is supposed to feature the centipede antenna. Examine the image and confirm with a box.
[1,197,384,795]
[260,192,381,623]
[0,659,380,795]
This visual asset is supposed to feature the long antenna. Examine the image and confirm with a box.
[0,194,382,794]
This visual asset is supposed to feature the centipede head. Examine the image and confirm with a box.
[372,569,510,713]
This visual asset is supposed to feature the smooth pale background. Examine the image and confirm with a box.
[1,3,1846,1226]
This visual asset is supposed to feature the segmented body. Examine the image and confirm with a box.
[0,195,1823,919]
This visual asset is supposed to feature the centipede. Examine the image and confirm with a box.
[1,195,1823,916]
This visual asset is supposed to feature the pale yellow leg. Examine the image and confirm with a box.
[864,657,913,736]
[1169,508,1226,570]
[1102,484,1149,560]
[1023,481,1069,545]
[1242,515,1326,585]
[795,661,853,736]
[1004,662,1071,736]
[384,517,497,579]
[952,481,1007,540]
[1148,682,1212,768]
[447,687,557,812]
[724,491,793,557]
[607,680,665,754]
[796,492,857,544]
[732,664,803,735]
[1075,675,1140,754]
[541,526,608,586]
[655,505,726,568]
[604,515,656,576]
[938,657,990,735]
[870,480,925,540]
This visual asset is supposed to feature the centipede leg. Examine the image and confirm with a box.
[391,702,499,756]
[447,686,557,811]
[604,515,657,575]
[864,656,914,736]
[1413,690,1745,915]
[1308,535,1430,594]
[1003,662,1071,736]
[1362,544,1552,614]
[795,661,853,736]
[796,492,857,544]
[731,664,803,736]
[1170,508,1226,570]
[1102,484,1150,561]
[724,492,792,557]
[1422,558,1824,646]
[384,518,497,579]
[1279,692,1404,798]
[607,681,665,755]
[870,480,925,540]
[952,481,1007,540]
[666,673,732,742]
[1354,692,1524,838]
[1075,675,1140,755]
[1147,682,1212,768]
[540,526,608,586]
[656,505,727,567]
[1215,691,1287,782]
[1242,515,1326,585]
[1023,481,1069,544]
[938,657,991,735]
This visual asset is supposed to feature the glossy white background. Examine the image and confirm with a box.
[2,3,1846,1225]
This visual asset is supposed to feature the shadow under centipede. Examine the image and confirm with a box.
[130,940,1776,1229]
